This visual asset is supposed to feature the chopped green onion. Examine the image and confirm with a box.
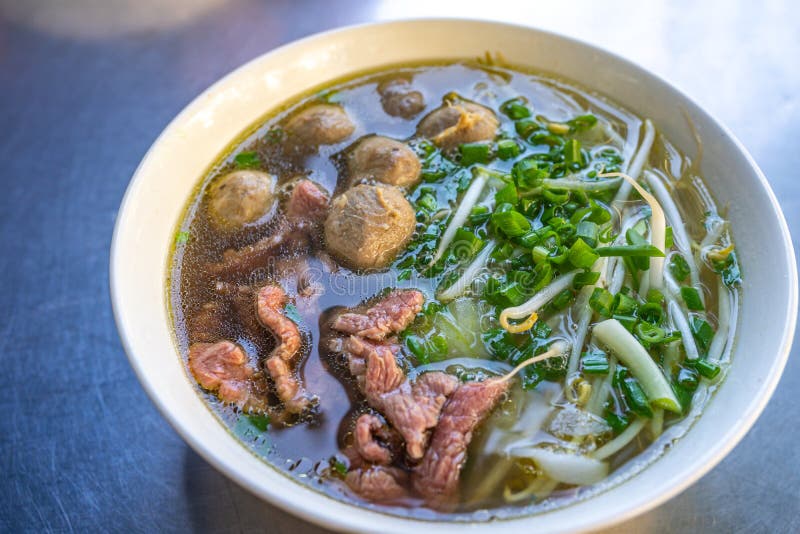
[712,250,742,287]
[665,226,674,249]
[515,118,539,138]
[612,293,638,316]
[550,288,574,310]
[604,411,630,433]
[175,231,190,244]
[638,302,664,325]
[451,228,484,259]
[417,192,437,212]
[500,97,532,120]
[496,139,521,160]
[568,238,599,270]
[622,377,653,417]
[563,139,584,167]
[680,286,705,311]
[669,254,691,282]
[573,271,600,289]
[582,349,609,375]
[689,316,714,352]
[512,158,546,189]
[693,359,721,380]
[593,319,681,413]
[596,245,665,258]
[613,314,638,332]
[676,367,699,391]
[532,262,554,291]
[491,242,515,261]
[575,220,600,248]
[635,322,666,344]
[469,205,490,225]
[589,287,614,317]
[492,208,531,238]
[495,182,518,206]
[234,151,261,168]
[459,142,492,165]
[567,114,598,132]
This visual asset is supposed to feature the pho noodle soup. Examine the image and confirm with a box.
[169,60,740,519]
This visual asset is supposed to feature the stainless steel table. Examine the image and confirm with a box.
[1,1,797,532]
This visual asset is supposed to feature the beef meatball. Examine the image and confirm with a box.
[324,184,415,270]
[377,77,425,119]
[347,136,421,189]
[284,104,355,147]
[417,100,499,150]
[206,170,275,230]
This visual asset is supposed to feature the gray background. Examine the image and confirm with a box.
[0,0,797,532]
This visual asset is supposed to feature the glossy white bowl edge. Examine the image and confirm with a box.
[110,19,797,533]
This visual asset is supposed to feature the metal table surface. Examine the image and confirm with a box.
[1,1,797,532]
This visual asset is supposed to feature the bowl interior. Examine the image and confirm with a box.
[111,19,797,533]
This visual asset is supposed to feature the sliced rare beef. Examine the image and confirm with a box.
[188,340,257,407]
[332,289,424,340]
[412,378,509,507]
[345,465,409,503]
[353,413,395,466]
[256,284,313,414]
[342,335,452,458]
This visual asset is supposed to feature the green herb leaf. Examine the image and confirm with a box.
[234,151,261,169]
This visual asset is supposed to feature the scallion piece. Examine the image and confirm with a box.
[613,314,638,332]
[416,192,437,212]
[589,287,614,317]
[469,205,490,225]
[582,349,609,375]
[693,359,721,380]
[515,118,539,138]
[492,208,531,238]
[575,220,600,248]
[669,254,691,282]
[680,286,705,311]
[596,245,665,258]
[459,142,492,166]
[568,238,599,270]
[495,182,518,206]
[234,151,261,169]
[637,302,664,325]
[612,293,638,316]
[635,322,666,344]
[563,139,584,167]
[500,97,532,119]
[496,139,521,160]
[676,367,699,391]
[573,271,600,289]
[689,316,714,352]
[622,377,653,417]
[593,319,681,413]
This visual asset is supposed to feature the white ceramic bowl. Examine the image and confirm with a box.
[111,19,797,533]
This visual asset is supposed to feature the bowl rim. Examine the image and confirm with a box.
[110,17,798,533]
